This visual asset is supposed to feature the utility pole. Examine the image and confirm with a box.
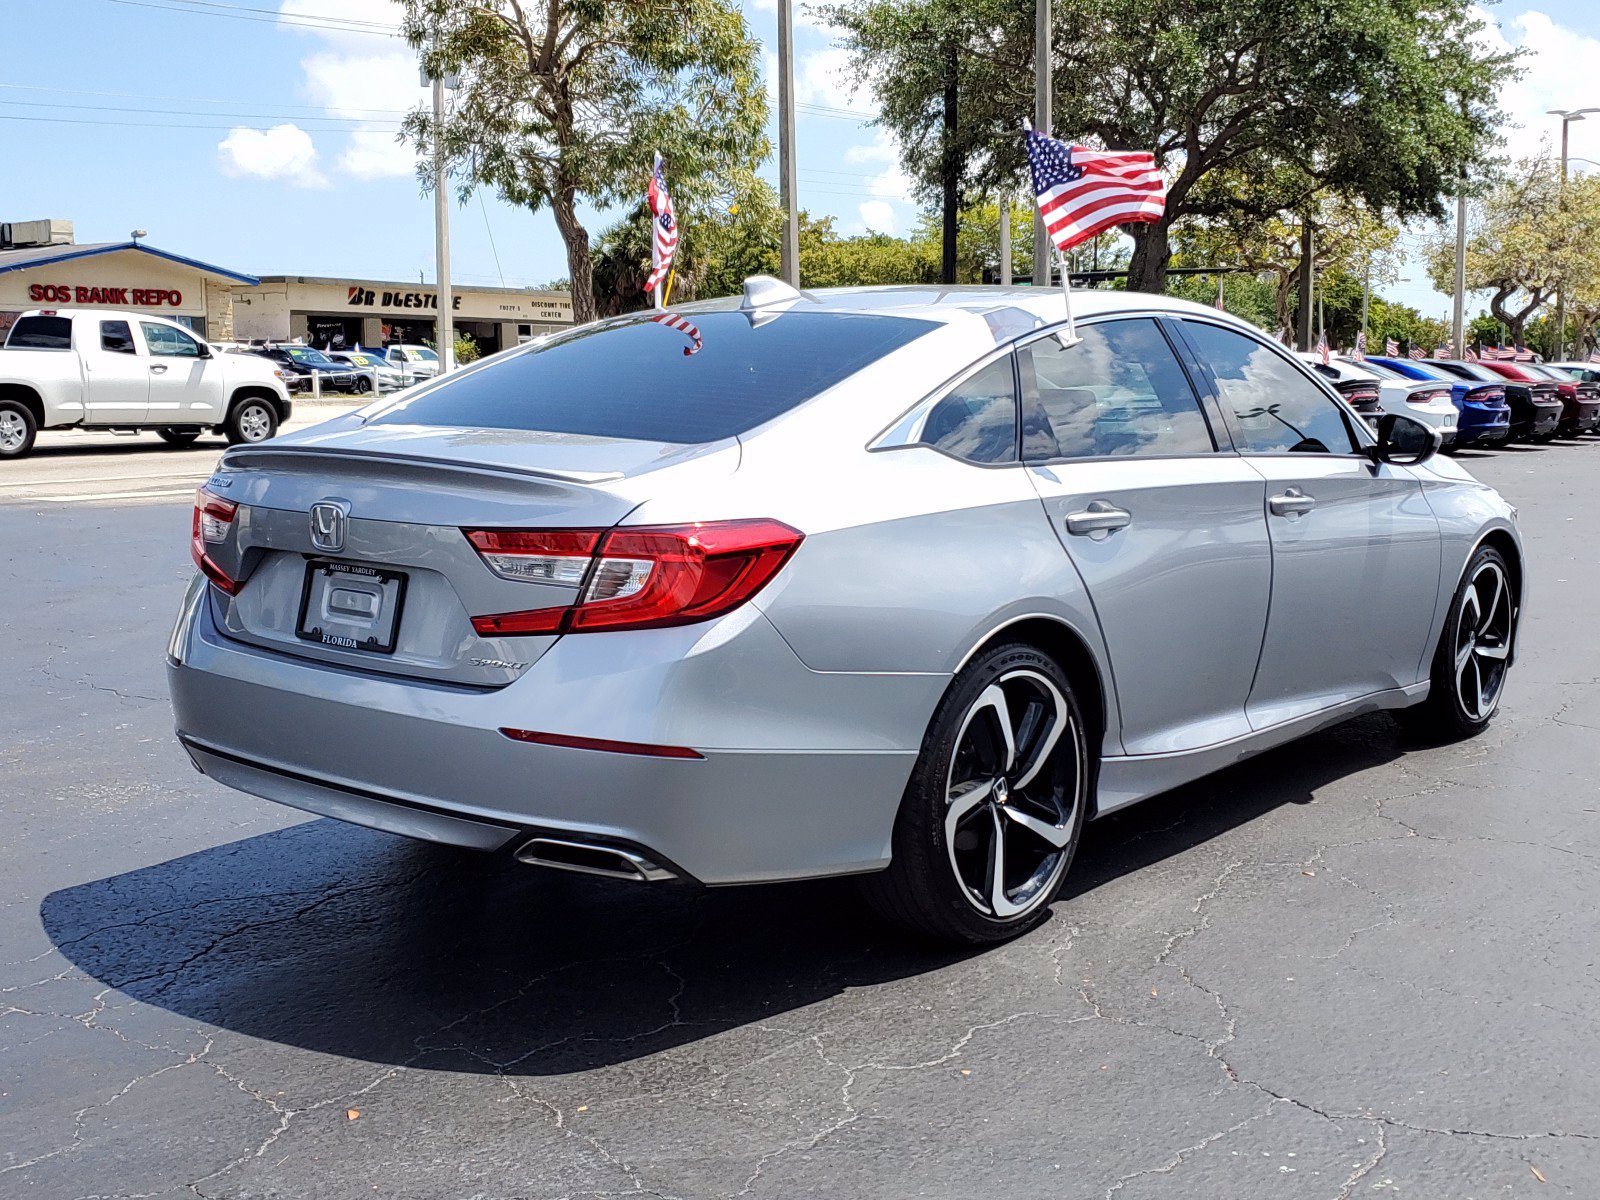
[429,69,456,371]
[1547,109,1598,357]
[777,0,800,286]
[940,43,958,285]
[999,198,1012,285]
[1032,0,1051,286]
[1361,258,1370,341]
[1451,173,1467,361]
[1297,214,1314,351]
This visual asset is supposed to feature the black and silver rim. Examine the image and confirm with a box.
[237,403,273,442]
[1454,558,1513,721]
[944,668,1084,919]
[0,410,27,454]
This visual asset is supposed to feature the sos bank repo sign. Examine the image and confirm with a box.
[28,283,185,307]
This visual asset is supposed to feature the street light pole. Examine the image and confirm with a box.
[430,70,455,372]
[999,197,1012,286]
[1451,173,1467,360]
[1032,0,1051,286]
[777,0,800,286]
[1547,108,1598,360]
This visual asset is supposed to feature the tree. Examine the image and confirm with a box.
[399,0,769,325]
[827,0,1514,294]
[822,0,1035,283]
[1424,159,1600,347]
[1172,193,1402,335]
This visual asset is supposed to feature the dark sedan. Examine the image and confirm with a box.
[1511,363,1600,436]
[1424,360,1561,442]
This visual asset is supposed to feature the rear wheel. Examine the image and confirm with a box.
[354,375,373,394]
[0,400,37,459]
[861,642,1089,943]
[225,397,278,445]
[158,428,201,447]
[1406,545,1516,740]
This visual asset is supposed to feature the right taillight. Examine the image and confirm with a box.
[191,488,240,594]
[465,519,804,637]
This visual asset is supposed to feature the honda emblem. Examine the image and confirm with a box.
[309,501,349,553]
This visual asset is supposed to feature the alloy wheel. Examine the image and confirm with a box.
[944,668,1084,919]
[237,403,273,442]
[1454,559,1514,721]
[0,411,26,453]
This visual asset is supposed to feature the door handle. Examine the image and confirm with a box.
[1268,487,1316,518]
[1065,500,1132,538]
[149,364,168,374]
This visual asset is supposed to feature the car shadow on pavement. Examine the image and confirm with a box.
[40,715,1406,1077]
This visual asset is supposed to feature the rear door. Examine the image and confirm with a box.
[141,321,227,424]
[83,318,151,423]
[1174,318,1441,729]
[1021,317,1273,755]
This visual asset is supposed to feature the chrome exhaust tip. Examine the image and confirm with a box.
[513,837,676,882]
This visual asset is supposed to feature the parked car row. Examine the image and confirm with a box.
[1299,352,1600,453]
[215,342,441,396]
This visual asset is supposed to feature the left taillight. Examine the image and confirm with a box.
[191,487,240,594]
[465,519,804,637]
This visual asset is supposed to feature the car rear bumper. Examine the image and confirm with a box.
[167,579,937,884]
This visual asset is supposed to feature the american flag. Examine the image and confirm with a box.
[1513,345,1534,362]
[1385,337,1399,356]
[1589,350,1600,364]
[650,311,701,356]
[1316,330,1330,365]
[1463,345,1478,362]
[1484,345,1510,361]
[1026,127,1165,253]
[643,151,678,294]
[1353,331,1367,362]
[1408,344,1425,360]
[1434,344,1451,358]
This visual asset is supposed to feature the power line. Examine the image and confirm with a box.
[0,98,414,125]
[97,0,402,37]
[0,82,412,117]
[0,113,400,132]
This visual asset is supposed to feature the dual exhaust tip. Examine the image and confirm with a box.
[513,836,676,883]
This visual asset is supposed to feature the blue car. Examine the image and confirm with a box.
[1364,357,1511,448]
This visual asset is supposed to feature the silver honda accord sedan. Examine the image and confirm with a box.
[168,281,1522,943]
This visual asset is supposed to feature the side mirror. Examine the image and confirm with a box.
[1369,412,1439,467]
[198,343,213,359]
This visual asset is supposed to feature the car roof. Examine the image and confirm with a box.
[674,283,1255,329]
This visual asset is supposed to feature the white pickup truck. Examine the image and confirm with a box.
[0,308,293,459]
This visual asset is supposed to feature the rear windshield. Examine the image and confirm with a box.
[7,315,73,349]
[368,310,938,443]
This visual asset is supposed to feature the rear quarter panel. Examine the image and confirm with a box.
[0,347,88,424]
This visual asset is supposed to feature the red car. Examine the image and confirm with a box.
[1481,360,1600,437]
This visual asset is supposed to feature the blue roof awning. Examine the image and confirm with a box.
[0,241,259,286]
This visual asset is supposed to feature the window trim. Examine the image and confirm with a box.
[1168,315,1375,459]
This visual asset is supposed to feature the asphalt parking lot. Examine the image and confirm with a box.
[2,433,1597,1199]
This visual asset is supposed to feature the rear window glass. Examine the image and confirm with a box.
[7,315,72,349]
[368,311,938,443]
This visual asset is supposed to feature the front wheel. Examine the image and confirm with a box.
[861,642,1089,943]
[353,375,373,394]
[225,398,279,445]
[0,400,37,459]
[1406,545,1516,741]
[158,428,201,447]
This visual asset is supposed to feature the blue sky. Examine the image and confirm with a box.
[3,0,1596,317]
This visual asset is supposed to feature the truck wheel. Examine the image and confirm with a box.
[225,398,279,445]
[0,400,38,459]
[158,428,202,447]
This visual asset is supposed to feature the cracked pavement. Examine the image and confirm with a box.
[2,442,1598,1198]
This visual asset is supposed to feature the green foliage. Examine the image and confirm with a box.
[825,0,1517,293]
[453,332,481,364]
[400,0,769,323]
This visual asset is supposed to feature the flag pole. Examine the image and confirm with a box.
[1056,250,1080,346]
[663,266,677,307]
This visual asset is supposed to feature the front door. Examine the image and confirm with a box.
[1175,318,1442,729]
[1020,318,1273,756]
[83,318,150,424]
[140,321,226,425]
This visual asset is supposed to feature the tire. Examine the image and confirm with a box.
[225,397,279,446]
[354,376,373,394]
[861,642,1090,944]
[0,400,38,459]
[1405,544,1516,741]
[158,428,202,447]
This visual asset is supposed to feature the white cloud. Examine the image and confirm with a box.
[794,46,872,113]
[1472,7,1600,167]
[858,199,896,231]
[217,123,328,187]
[277,0,426,181]
[749,0,839,36]
[845,129,915,205]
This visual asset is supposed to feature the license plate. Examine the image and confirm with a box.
[296,560,407,654]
